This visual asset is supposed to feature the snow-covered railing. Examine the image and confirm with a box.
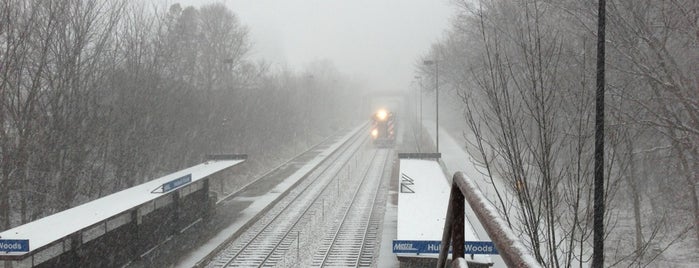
[437,172,541,268]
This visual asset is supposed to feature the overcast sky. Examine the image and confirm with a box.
[175,0,454,91]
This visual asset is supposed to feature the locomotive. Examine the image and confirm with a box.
[371,109,396,147]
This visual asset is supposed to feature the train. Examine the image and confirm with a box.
[371,109,396,147]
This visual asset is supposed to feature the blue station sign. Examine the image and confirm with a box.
[392,240,498,255]
[162,174,192,192]
[0,239,29,253]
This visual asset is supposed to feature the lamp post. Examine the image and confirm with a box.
[414,76,423,146]
[423,60,439,153]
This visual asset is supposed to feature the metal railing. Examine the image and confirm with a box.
[437,172,541,268]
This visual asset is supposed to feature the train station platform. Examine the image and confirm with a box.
[0,156,245,268]
[422,121,508,267]
[380,153,492,267]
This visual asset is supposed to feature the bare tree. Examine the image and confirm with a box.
[605,0,699,248]
[423,0,623,266]
[422,0,699,266]
[0,0,363,233]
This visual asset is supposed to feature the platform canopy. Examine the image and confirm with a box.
[0,158,244,257]
[395,157,492,264]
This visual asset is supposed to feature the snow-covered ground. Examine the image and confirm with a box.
[175,124,363,267]
[421,119,514,268]
[397,159,453,241]
[376,187,400,267]
[423,112,699,267]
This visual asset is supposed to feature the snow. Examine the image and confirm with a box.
[458,172,541,267]
[176,124,364,267]
[421,120,511,267]
[424,119,589,267]
[396,158,491,264]
[0,159,244,257]
[376,188,400,267]
[396,159,452,240]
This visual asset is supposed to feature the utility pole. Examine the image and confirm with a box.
[593,0,606,266]
[414,76,423,146]
[435,60,439,153]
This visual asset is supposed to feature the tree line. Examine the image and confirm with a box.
[417,0,698,266]
[0,0,361,231]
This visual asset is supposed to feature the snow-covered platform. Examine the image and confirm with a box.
[393,153,492,266]
[0,156,245,267]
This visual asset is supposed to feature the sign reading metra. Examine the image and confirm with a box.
[162,174,192,192]
[392,240,498,255]
[0,239,29,253]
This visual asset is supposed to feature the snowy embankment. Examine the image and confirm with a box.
[423,119,581,267]
[453,171,540,267]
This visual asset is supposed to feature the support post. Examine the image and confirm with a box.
[172,192,180,235]
[437,182,461,267]
[440,172,542,267]
[593,0,607,266]
[452,184,465,261]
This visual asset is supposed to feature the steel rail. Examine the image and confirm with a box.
[259,150,381,267]
[217,123,367,205]
[317,149,389,267]
[354,150,391,266]
[197,125,367,267]
[209,126,369,267]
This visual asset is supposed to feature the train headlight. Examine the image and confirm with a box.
[371,128,379,138]
[376,109,388,121]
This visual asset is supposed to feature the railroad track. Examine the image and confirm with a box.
[310,148,390,267]
[202,125,370,267]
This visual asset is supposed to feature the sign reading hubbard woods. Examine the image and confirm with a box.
[392,240,498,255]
[152,174,192,193]
[0,239,29,253]
[162,174,192,192]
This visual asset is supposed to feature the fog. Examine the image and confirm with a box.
[1,1,698,267]
[177,0,453,91]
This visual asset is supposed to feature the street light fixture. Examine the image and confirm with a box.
[423,59,439,153]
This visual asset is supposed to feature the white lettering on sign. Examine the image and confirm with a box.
[0,242,22,250]
[0,239,29,253]
[393,242,418,251]
[427,243,440,252]
[465,243,495,253]
[393,240,498,255]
